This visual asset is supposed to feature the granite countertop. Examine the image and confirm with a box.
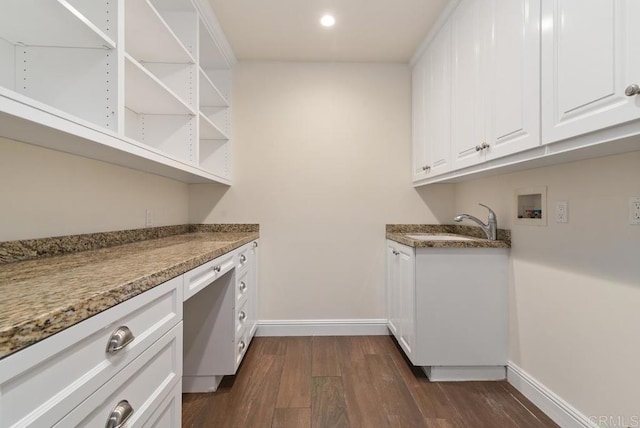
[0,225,259,359]
[386,224,511,249]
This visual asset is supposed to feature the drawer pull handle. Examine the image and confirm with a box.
[239,340,246,352]
[239,254,247,263]
[239,281,247,292]
[106,326,135,354]
[105,400,133,428]
[214,265,221,273]
[253,241,258,248]
[239,311,247,322]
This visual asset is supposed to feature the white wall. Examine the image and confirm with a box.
[190,61,455,320]
[454,151,640,421]
[0,137,189,241]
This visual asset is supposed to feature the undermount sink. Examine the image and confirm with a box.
[405,234,477,241]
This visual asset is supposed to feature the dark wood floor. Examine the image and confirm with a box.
[182,336,558,428]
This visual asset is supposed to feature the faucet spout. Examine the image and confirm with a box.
[453,204,498,240]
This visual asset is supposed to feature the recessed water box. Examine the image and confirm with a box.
[514,186,547,226]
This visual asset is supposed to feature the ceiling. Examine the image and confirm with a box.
[207,0,450,63]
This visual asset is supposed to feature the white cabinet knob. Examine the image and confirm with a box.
[625,84,640,96]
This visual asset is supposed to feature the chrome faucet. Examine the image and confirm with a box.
[453,203,497,240]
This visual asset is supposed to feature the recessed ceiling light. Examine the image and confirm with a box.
[320,14,336,27]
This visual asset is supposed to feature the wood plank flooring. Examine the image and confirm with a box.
[182,336,558,428]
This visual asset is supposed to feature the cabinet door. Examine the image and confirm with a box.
[412,54,430,181]
[542,0,640,144]
[486,0,541,159]
[386,243,400,336]
[249,241,259,339]
[451,0,487,170]
[398,245,416,359]
[424,21,452,177]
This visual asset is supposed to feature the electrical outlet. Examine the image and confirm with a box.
[555,201,568,223]
[630,197,640,225]
[145,209,153,227]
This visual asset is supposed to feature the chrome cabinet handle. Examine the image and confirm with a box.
[105,400,133,428]
[475,144,482,151]
[392,250,399,256]
[106,326,135,354]
[252,241,258,248]
[239,311,246,322]
[239,254,246,263]
[421,165,431,171]
[239,340,246,352]
[625,84,640,96]
[239,281,247,292]
[476,142,490,151]
[214,265,221,273]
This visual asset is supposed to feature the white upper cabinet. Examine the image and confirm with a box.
[412,20,452,182]
[451,0,540,170]
[541,0,640,144]
[451,0,486,170]
[487,0,541,158]
[412,53,429,181]
[424,21,452,178]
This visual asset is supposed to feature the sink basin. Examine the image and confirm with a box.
[405,234,476,241]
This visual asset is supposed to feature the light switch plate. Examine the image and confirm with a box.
[555,201,568,223]
[630,197,640,225]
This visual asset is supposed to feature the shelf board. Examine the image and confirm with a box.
[0,0,115,49]
[0,91,229,184]
[125,0,195,64]
[199,113,229,140]
[199,18,230,69]
[199,68,228,107]
[125,55,195,116]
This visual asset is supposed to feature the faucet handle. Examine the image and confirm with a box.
[478,203,496,220]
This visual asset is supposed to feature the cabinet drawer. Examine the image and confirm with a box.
[183,252,235,301]
[142,382,181,428]
[55,322,182,427]
[235,245,250,272]
[235,298,248,339]
[236,268,249,306]
[0,276,182,428]
[235,329,249,370]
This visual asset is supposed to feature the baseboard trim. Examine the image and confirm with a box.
[507,362,595,428]
[256,319,389,336]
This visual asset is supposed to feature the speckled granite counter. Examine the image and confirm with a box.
[386,224,511,248]
[0,224,259,359]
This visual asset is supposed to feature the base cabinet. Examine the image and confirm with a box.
[386,240,508,381]
[0,277,183,428]
[183,240,259,393]
[0,237,260,427]
[55,323,183,428]
[386,241,416,358]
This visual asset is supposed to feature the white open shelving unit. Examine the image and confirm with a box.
[0,0,235,184]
